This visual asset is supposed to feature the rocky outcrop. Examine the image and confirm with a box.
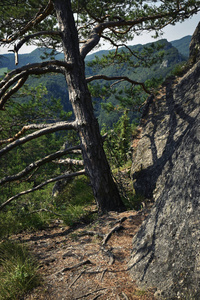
[190,21,200,63]
[129,24,200,299]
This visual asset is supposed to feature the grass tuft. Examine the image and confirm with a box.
[0,241,40,300]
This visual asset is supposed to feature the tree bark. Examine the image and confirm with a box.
[53,0,126,213]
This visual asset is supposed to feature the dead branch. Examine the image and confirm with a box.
[53,158,84,166]
[0,123,56,145]
[100,268,108,282]
[101,247,115,265]
[0,63,70,109]
[0,75,29,107]
[69,270,85,288]
[76,288,107,299]
[122,291,130,300]
[0,121,77,158]
[0,60,69,89]
[92,294,104,300]
[14,30,62,54]
[102,225,124,245]
[61,259,93,273]
[0,169,85,211]
[0,145,81,185]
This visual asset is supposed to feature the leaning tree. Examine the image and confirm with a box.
[0,0,199,213]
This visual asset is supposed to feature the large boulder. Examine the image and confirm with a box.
[129,25,200,299]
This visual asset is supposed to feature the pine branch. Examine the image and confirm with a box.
[0,145,81,185]
[0,121,77,157]
[86,74,150,94]
[0,122,75,145]
[14,30,62,53]
[0,169,86,211]
[1,0,54,43]
[0,61,72,109]
[80,5,200,58]
[0,60,70,88]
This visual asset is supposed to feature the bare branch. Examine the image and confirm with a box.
[1,0,54,44]
[0,60,70,88]
[80,7,198,58]
[14,30,62,53]
[53,158,84,166]
[102,224,123,245]
[0,122,76,145]
[0,169,86,211]
[0,145,81,185]
[1,75,28,107]
[0,121,77,157]
[8,31,61,65]
[86,74,150,94]
[0,61,71,109]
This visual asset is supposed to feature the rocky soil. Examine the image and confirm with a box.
[12,207,156,300]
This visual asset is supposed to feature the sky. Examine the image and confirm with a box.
[0,12,199,55]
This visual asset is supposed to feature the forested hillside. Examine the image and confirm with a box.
[0,36,190,127]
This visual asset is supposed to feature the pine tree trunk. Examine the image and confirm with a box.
[53,0,126,213]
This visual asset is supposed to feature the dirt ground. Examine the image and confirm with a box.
[13,207,156,300]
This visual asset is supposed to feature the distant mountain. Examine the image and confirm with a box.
[0,35,191,70]
[86,49,110,62]
[170,35,191,57]
[0,48,64,70]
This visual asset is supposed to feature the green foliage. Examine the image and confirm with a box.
[171,35,191,57]
[0,0,197,223]
[102,110,136,168]
[0,241,40,300]
[0,176,95,239]
[87,39,187,127]
[0,184,54,239]
[0,81,76,237]
[171,61,188,76]
[53,176,95,226]
[123,192,146,211]
[62,205,87,226]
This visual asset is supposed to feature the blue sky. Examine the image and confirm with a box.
[0,12,199,54]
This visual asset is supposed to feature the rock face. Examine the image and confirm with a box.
[190,21,200,63]
[129,25,200,299]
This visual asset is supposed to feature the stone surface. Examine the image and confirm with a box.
[190,21,200,63]
[129,25,200,299]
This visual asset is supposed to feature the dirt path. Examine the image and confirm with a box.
[14,208,156,300]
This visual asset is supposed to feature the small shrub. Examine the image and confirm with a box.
[123,192,146,211]
[172,62,187,76]
[0,208,50,239]
[63,204,86,226]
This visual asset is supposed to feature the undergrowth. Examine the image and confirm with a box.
[0,241,40,300]
[0,176,96,239]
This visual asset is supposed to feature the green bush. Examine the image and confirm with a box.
[53,175,96,226]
